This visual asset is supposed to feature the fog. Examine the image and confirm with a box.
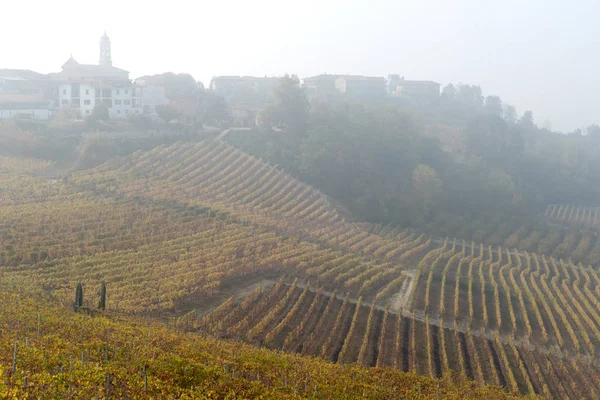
[2,0,599,131]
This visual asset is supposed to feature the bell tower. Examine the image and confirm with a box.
[99,31,112,66]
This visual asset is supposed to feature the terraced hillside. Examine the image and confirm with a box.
[4,144,600,398]
[196,282,598,399]
[69,141,434,264]
[412,211,600,265]
[546,204,600,228]
[411,240,600,358]
[0,293,527,399]
[1,194,415,314]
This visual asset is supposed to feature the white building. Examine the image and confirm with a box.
[54,33,143,119]
[57,80,142,118]
[132,78,167,114]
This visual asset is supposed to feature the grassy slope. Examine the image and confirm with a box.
[0,292,529,399]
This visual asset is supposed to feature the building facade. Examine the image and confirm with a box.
[0,70,53,120]
[302,74,341,95]
[334,75,387,99]
[389,76,440,103]
[210,76,278,105]
[210,76,279,126]
[55,41,142,119]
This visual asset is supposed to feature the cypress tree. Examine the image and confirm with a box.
[98,282,106,311]
[74,283,83,312]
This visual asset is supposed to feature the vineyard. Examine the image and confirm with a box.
[409,239,600,358]
[0,293,527,399]
[546,204,600,228]
[1,195,417,314]
[69,141,434,264]
[410,210,600,265]
[3,143,600,397]
[0,176,427,315]
[195,281,600,399]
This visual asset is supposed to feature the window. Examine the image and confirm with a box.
[117,110,121,114]
[61,99,68,105]
[115,100,122,105]
[125,89,128,94]
[84,100,91,105]
[62,89,66,95]
[124,100,130,105]
[116,89,120,95]
[85,110,90,114]
[85,89,90,95]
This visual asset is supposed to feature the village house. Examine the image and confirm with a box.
[0,70,53,120]
[388,75,440,103]
[303,74,386,100]
[52,33,143,119]
[210,76,278,126]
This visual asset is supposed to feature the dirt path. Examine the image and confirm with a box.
[390,271,415,312]
[174,276,277,319]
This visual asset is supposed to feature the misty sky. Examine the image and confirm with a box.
[2,0,598,132]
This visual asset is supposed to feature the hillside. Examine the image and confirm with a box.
[1,143,600,398]
[0,292,526,399]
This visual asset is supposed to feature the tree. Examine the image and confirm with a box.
[259,75,309,136]
[503,105,517,123]
[520,110,534,126]
[74,283,83,312]
[98,282,106,311]
[484,96,502,116]
[465,114,524,170]
[586,124,600,141]
[156,104,180,123]
[484,169,515,202]
[412,163,444,217]
[456,84,484,108]
[441,84,457,99]
[200,91,230,126]
[92,102,110,121]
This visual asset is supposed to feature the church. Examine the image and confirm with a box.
[56,33,142,118]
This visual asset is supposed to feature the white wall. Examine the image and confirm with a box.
[58,83,72,107]
[59,82,142,119]
[80,83,95,116]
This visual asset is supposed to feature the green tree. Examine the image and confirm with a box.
[259,75,309,136]
[412,163,444,217]
[200,91,230,126]
[156,104,180,124]
[586,124,600,141]
[98,282,106,311]
[503,105,517,123]
[520,110,534,126]
[74,283,83,312]
[484,96,502,116]
[92,102,110,121]
[441,83,457,99]
[465,114,524,170]
[456,84,484,108]
[484,169,515,202]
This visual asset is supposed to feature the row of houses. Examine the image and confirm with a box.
[1,33,440,124]
[210,74,440,126]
